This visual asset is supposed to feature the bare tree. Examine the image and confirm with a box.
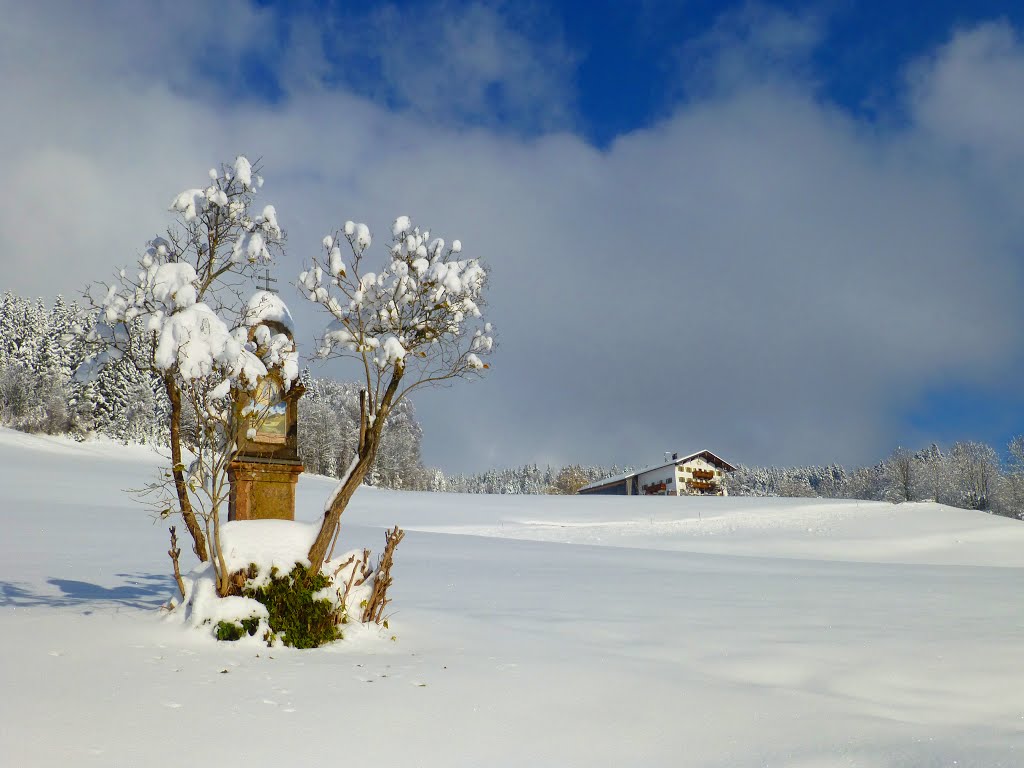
[546,465,591,495]
[299,217,494,573]
[78,156,284,562]
[883,446,915,503]
[996,436,1024,519]
[911,444,950,504]
[950,440,1000,511]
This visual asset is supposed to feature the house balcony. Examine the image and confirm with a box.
[686,479,715,491]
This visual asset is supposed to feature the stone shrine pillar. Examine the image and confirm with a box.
[228,295,304,521]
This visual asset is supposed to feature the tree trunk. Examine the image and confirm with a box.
[306,447,376,573]
[307,372,404,574]
[165,375,209,562]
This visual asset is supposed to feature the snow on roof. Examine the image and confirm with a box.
[245,290,294,333]
[578,468,636,492]
[578,450,736,492]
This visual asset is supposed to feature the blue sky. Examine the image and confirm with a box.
[227,0,1024,142]
[0,0,1022,471]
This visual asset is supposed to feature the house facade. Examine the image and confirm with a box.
[578,450,736,497]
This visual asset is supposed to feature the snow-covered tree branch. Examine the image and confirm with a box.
[299,216,494,571]
[77,156,285,563]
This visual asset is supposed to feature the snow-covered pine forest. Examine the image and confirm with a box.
[0,292,428,487]
[2,289,1022,516]
[449,450,1024,520]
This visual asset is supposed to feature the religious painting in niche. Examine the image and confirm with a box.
[252,377,287,444]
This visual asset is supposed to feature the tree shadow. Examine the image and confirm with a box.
[0,572,176,610]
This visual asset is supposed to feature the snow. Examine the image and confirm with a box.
[149,262,198,310]
[392,215,411,237]
[245,290,295,333]
[233,155,253,189]
[219,519,319,575]
[154,302,265,386]
[260,205,281,238]
[380,335,407,364]
[2,428,1024,766]
[231,230,271,264]
[167,519,377,646]
[328,246,345,277]
[304,218,493,381]
[353,222,371,251]
[243,292,298,387]
[170,188,206,221]
[180,575,267,633]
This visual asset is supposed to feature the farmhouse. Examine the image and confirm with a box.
[578,450,736,497]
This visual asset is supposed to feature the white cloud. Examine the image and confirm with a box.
[0,2,1022,473]
[910,21,1024,162]
[308,1,576,133]
[678,3,826,96]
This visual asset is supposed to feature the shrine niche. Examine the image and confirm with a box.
[228,288,304,522]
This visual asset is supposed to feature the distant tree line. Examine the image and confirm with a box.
[440,463,630,495]
[4,293,1023,514]
[0,292,163,441]
[725,442,1024,520]
[0,292,429,490]
[443,446,1024,519]
[297,372,429,490]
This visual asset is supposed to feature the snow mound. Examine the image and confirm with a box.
[168,520,374,644]
[219,519,318,576]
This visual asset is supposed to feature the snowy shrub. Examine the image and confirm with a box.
[215,617,261,642]
[168,520,387,647]
[242,563,342,649]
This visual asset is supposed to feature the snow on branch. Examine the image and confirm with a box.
[299,216,494,408]
[78,155,289,392]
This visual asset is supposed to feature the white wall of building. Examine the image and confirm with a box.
[636,455,729,496]
[676,456,728,496]
[637,465,678,495]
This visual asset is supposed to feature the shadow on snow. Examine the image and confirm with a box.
[0,572,176,610]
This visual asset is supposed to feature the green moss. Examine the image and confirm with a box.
[215,616,260,642]
[242,563,342,649]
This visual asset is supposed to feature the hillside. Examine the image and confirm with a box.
[1,428,1022,767]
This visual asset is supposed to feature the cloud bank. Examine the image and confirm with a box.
[0,2,1021,472]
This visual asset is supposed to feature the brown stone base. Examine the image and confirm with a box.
[228,460,304,521]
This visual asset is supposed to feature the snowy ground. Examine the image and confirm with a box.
[2,428,1023,767]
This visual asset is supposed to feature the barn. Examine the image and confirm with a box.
[577,450,736,497]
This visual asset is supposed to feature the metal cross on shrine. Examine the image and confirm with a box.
[259,268,278,293]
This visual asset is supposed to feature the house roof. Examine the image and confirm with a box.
[578,449,736,493]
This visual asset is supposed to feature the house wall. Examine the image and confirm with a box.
[676,456,728,496]
[638,466,678,496]
[582,480,629,495]
[580,453,733,496]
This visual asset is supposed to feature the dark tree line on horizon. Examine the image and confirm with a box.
[1,291,1021,517]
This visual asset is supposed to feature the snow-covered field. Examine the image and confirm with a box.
[2,428,1023,767]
